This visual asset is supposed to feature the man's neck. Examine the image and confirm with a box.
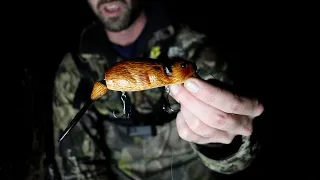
[106,12,147,47]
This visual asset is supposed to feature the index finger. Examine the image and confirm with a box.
[183,78,264,116]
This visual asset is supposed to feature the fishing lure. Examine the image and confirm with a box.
[59,57,199,142]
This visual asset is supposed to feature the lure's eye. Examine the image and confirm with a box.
[180,63,187,68]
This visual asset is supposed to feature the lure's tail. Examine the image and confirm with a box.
[59,80,108,142]
[91,80,109,100]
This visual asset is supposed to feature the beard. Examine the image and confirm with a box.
[95,0,143,32]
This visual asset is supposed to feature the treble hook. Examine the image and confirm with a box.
[162,86,176,112]
[113,91,131,119]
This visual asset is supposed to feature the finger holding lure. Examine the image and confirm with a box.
[59,57,199,142]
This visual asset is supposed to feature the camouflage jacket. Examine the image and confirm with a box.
[52,16,260,180]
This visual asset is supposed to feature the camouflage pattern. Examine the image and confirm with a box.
[52,23,260,180]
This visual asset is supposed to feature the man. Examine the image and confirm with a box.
[52,0,264,179]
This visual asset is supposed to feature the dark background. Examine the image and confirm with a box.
[4,0,276,179]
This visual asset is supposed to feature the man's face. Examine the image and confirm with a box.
[88,0,142,32]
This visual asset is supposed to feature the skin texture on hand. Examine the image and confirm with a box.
[169,77,264,144]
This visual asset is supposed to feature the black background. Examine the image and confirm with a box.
[3,0,278,179]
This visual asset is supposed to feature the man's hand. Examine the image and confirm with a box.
[169,78,264,144]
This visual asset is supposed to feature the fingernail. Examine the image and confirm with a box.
[184,80,199,93]
[169,84,180,96]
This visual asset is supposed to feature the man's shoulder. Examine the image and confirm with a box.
[159,23,208,59]
[76,22,105,51]
[174,23,207,40]
[147,23,208,54]
[164,23,209,53]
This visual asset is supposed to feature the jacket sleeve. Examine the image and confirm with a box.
[51,52,87,177]
[52,52,83,138]
[174,25,261,175]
